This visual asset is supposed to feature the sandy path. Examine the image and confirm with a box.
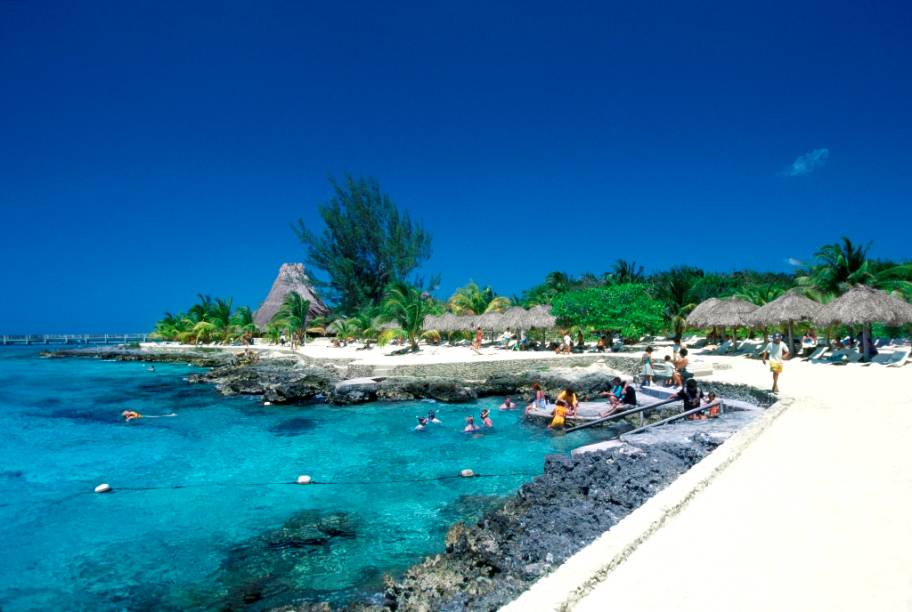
[561,355,912,611]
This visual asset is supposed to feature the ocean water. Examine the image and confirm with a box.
[0,347,606,610]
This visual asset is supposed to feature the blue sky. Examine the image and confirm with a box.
[2,1,911,333]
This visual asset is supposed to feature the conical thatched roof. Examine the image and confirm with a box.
[814,285,912,327]
[502,306,530,329]
[528,304,556,329]
[253,263,329,328]
[750,290,821,326]
[685,298,722,328]
[422,314,440,331]
[694,297,758,328]
[477,311,507,332]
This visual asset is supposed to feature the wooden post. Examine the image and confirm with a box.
[787,321,794,360]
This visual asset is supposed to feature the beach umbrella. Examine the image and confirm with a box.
[685,298,722,329]
[437,312,458,334]
[528,304,556,329]
[478,311,507,334]
[749,290,822,355]
[703,297,758,329]
[422,314,440,331]
[502,306,530,338]
[814,285,912,360]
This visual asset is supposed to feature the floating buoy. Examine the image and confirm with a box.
[95,483,112,494]
[460,469,475,478]
[264,401,272,406]
[296,475,312,485]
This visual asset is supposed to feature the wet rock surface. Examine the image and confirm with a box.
[188,362,338,404]
[386,440,719,611]
[43,345,235,368]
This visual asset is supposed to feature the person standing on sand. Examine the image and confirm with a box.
[761,333,790,393]
[473,326,483,351]
[640,346,655,386]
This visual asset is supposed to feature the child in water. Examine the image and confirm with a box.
[548,400,569,430]
[703,391,720,418]
[480,408,493,428]
[427,410,441,424]
[464,416,479,433]
[122,410,143,422]
[499,397,515,411]
[415,416,429,431]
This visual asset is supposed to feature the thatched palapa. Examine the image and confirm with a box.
[685,298,722,328]
[814,285,912,327]
[693,297,757,329]
[750,290,821,326]
[253,263,328,329]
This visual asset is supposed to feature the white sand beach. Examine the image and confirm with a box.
[506,349,912,611]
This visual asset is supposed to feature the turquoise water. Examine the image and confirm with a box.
[0,347,605,610]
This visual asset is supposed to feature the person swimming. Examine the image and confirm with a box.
[703,391,720,418]
[415,416,429,431]
[499,397,515,411]
[464,415,479,433]
[480,408,493,428]
[427,410,441,424]
[146,365,156,372]
[122,410,143,422]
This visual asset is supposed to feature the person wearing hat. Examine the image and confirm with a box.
[761,333,790,393]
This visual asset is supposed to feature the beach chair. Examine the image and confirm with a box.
[805,346,829,362]
[886,347,911,367]
[832,348,862,364]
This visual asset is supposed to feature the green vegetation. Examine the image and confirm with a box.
[551,284,665,340]
[294,175,433,314]
[447,281,511,315]
[151,295,256,344]
[153,230,912,347]
[270,292,312,347]
[381,281,436,350]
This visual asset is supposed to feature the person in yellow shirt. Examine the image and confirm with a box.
[549,400,569,429]
[556,387,579,415]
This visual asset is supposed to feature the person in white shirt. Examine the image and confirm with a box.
[761,333,790,393]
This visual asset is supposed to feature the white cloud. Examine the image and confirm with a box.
[783,148,829,177]
[786,257,803,267]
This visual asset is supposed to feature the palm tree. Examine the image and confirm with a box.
[382,281,435,351]
[447,281,511,315]
[799,236,912,300]
[611,259,645,285]
[230,306,257,344]
[735,284,786,307]
[271,292,311,348]
[651,267,703,337]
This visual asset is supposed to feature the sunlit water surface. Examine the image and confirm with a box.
[0,346,606,610]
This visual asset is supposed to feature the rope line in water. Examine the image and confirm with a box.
[111,472,542,491]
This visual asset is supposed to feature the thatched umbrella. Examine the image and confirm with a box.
[437,312,459,334]
[704,297,758,328]
[685,298,722,331]
[814,285,912,360]
[528,304,556,329]
[750,290,821,356]
[502,306,530,339]
[422,314,440,331]
[478,311,507,335]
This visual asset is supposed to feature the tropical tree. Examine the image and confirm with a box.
[381,281,435,351]
[649,266,703,337]
[551,284,665,340]
[447,281,511,315]
[271,292,312,348]
[799,237,912,299]
[230,306,257,344]
[609,259,645,285]
[294,175,433,313]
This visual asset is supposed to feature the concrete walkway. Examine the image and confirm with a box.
[507,356,912,611]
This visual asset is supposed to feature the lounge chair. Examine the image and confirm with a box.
[886,347,912,367]
[805,346,829,362]
[832,348,863,364]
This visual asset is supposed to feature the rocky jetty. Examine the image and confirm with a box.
[385,439,719,611]
[43,345,237,367]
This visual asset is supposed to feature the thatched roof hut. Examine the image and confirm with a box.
[685,298,722,328]
[528,304,556,329]
[750,290,820,326]
[697,297,758,328]
[814,285,912,327]
[253,263,328,329]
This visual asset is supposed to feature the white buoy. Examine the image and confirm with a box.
[264,401,272,406]
[460,469,475,478]
[296,475,312,485]
[95,483,112,494]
